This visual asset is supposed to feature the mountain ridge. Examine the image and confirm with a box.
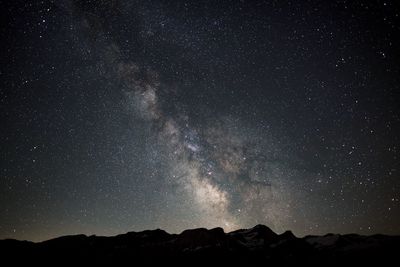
[1,225,399,265]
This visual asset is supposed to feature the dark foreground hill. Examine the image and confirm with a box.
[1,225,399,266]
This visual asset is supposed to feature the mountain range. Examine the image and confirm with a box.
[1,225,399,265]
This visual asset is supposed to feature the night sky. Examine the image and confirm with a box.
[1,0,400,242]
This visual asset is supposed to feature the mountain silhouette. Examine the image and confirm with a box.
[1,225,399,265]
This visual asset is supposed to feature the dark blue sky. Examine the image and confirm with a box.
[1,0,399,241]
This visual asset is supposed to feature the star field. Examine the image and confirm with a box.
[1,0,399,241]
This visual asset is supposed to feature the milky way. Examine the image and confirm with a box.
[87,9,294,232]
[1,0,399,241]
